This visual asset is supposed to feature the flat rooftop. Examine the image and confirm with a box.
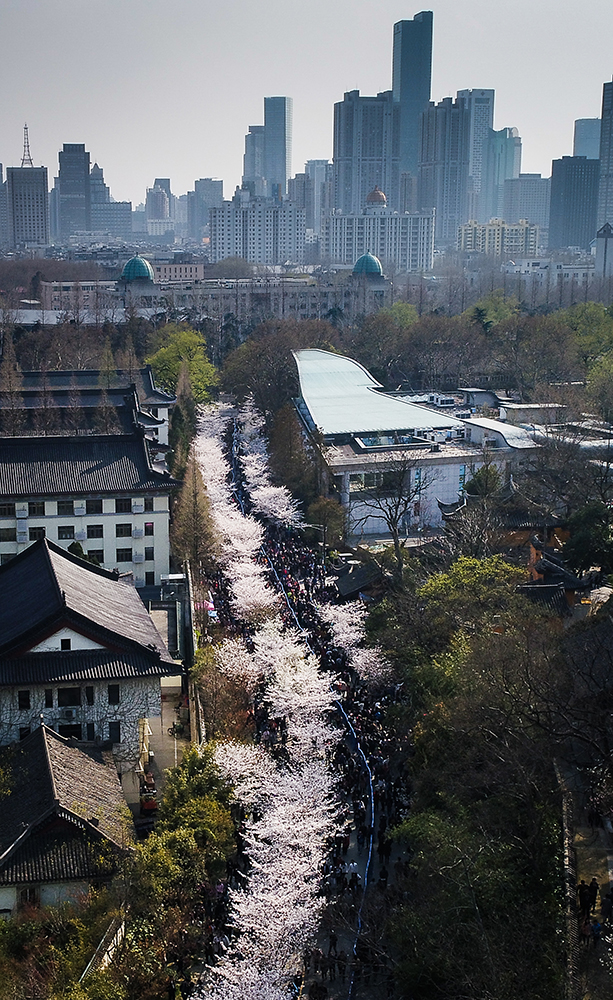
[293,350,464,438]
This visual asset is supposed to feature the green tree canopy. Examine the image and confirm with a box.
[146,323,218,402]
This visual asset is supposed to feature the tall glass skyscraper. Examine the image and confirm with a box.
[264,97,293,200]
[392,11,433,181]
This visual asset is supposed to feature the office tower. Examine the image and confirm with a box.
[89,163,109,205]
[574,118,601,159]
[333,90,399,215]
[58,143,91,237]
[264,97,293,199]
[243,125,267,195]
[7,132,49,250]
[418,96,471,244]
[305,160,332,234]
[548,156,599,249]
[209,188,304,264]
[457,89,495,220]
[242,99,293,199]
[598,80,613,229]
[480,127,522,221]
[503,174,551,230]
[392,12,433,182]
[187,178,223,240]
[87,163,132,239]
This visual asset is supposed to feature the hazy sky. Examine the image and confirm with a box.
[1,0,611,204]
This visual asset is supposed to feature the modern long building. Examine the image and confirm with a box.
[242,97,293,199]
[292,348,536,538]
[57,143,91,238]
[574,118,601,159]
[480,127,522,222]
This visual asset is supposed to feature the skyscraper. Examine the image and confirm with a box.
[333,90,399,215]
[58,143,91,237]
[264,97,293,199]
[574,118,601,159]
[457,89,495,220]
[242,98,293,199]
[418,96,471,244]
[392,12,433,182]
[7,147,49,249]
[503,174,550,231]
[480,127,522,222]
[598,79,613,230]
[549,156,599,250]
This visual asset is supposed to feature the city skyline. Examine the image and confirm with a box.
[1,0,612,204]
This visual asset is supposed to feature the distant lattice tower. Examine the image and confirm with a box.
[21,123,34,167]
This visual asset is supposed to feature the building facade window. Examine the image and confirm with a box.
[57,500,74,516]
[87,525,103,538]
[85,686,94,706]
[86,722,95,741]
[116,548,132,562]
[29,527,45,541]
[0,528,16,542]
[29,501,45,516]
[144,497,154,512]
[86,499,103,515]
[145,571,155,586]
[107,684,120,705]
[18,690,30,710]
[58,688,81,707]
[60,638,71,651]
[108,721,121,743]
[45,689,53,708]
[116,523,132,537]
[144,547,154,561]
[88,549,103,564]
[58,526,74,540]
[0,503,15,517]
[115,498,131,513]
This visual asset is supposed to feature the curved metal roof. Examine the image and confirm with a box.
[293,349,463,437]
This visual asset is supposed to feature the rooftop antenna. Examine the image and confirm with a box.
[21,123,34,167]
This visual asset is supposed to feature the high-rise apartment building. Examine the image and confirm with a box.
[7,165,49,248]
[597,80,613,230]
[0,166,7,248]
[209,189,304,265]
[457,218,539,258]
[574,118,601,159]
[548,156,599,250]
[480,127,522,222]
[503,174,551,231]
[392,11,433,182]
[333,90,399,215]
[242,99,293,200]
[418,96,471,244]
[457,89,495,220]
[58,143,91,237]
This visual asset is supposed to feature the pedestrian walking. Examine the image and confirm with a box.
[588,877,600,914]
[328,928,338,957]
[592,919,602,947]
[337,950,348,983]
[580,916,593,947]
[600,891,613,924]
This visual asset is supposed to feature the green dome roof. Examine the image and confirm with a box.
[353,251,383,276]
[121,255,154,282]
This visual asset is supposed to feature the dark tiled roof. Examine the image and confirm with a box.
[0,433,178,497]
[20,367,175,406]
[0,726,130,859]
[0,649,177,684]
[517,582,570,616]
[0,539,174,661]
[0,826,118,885]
